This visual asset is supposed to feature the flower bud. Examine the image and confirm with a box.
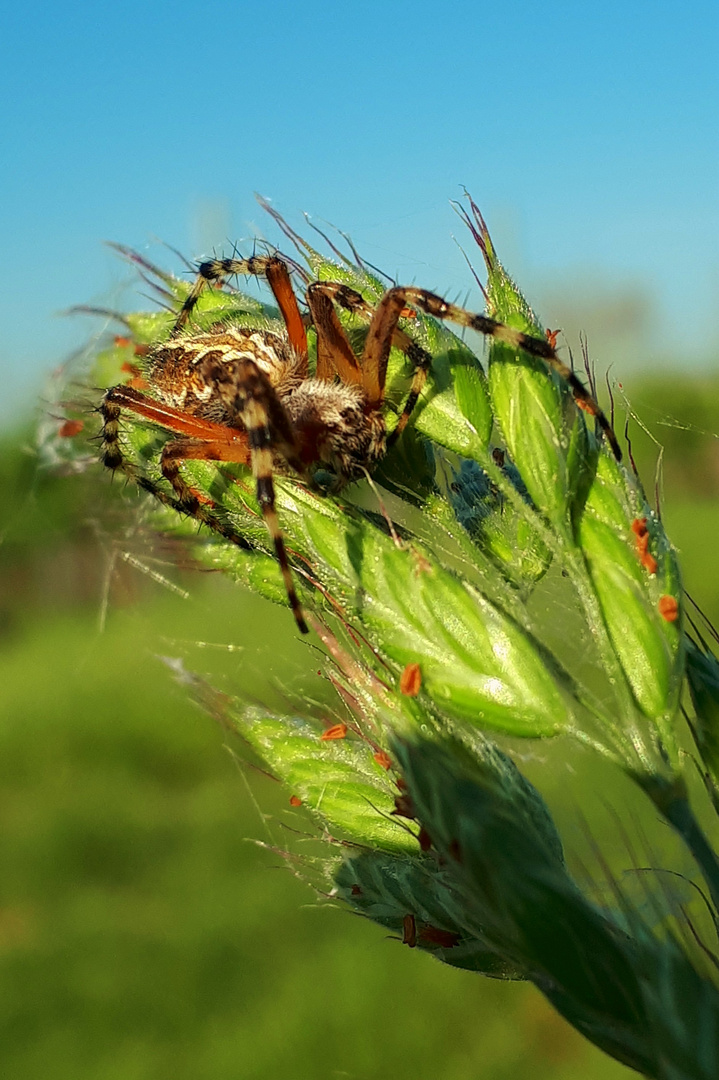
[465,209,593,532]
[450,457,552,590]
[229,703,414,853]
[578,454,684,720]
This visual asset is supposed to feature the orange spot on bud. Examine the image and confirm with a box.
[402,914,417,948]
[395,777,408,792]
[58,419,83,438]
[134,343,150,357]
[320,723,348,741]
[418,826,432,852]
[642,552,658,575]
[418,925,461,948]
[351,884,362,896]
[400,663,422,697]
[120,361,149,390]
[289,795,302,807]
[114,335,132,347]
[632,518,657,573]
[413,554,433,575]
[658,595,679,622]
[545,328,560,349]
[373,750,392,770]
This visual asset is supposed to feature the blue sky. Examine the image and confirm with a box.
[1,0,717,423]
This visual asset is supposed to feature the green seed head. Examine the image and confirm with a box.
[579,453,684,723]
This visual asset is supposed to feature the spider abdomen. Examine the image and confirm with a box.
[146,328,303,424]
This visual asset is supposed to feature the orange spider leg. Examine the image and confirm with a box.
[102,384,250,445]
[359,290,433,443]
[159,436,252,508]
[306,284,362,384]
[363,285,622,460]
[308,281,418,356]
[361,290,408,405]
[305,278,432,444]
[264,257,308,359]
[101,385,256,551]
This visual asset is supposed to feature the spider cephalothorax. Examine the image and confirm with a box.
[101,251,620,634]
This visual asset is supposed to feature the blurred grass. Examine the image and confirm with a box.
[0,372,718,1079]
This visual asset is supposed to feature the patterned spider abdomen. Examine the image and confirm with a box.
[146,328,303,423]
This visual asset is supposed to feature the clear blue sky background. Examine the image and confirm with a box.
[1,0,717,423]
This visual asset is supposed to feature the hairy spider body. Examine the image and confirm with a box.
[130,326,388,479]
[101,251,620,635]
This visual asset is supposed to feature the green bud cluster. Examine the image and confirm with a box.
[62,206,719,1078]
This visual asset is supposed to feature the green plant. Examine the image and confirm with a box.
[59,198,719,1078]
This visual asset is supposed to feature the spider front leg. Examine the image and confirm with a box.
[306,281,433,443]
[306,284,362,384]
[208,356,309,634]
[362,287,622,461]
[173,254,308,362]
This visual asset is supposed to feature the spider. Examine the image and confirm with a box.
[101,252,621,634]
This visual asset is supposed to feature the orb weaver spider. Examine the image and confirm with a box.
[101,250,620,633]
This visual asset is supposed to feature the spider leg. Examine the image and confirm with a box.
[101,381,308,632]
[307,281,417,354]
[343,288,433,444]
[364,286,622,461]
[306,284,362,384]
[101,384,252,470]
[308,281,432,442]
[211,356,309,633]
[159,436,251,510]
[173,254,308,364]
[100,387,257,551]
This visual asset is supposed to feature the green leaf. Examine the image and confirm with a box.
[450,457,552,590]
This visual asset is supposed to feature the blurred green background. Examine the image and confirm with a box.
[0,371,718,1080]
